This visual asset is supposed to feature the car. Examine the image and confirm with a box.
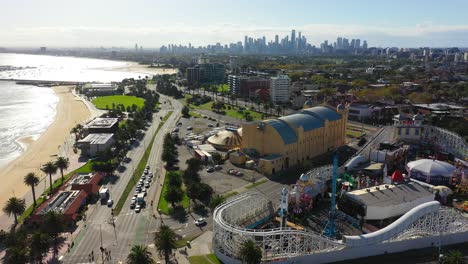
[144,170,149,175]
[194,218,206,226]
[236,171,244,176]
[138,179,144,184]
[136,183,142,188]
[145,182,150,188]
[172,127,179,132]
[131,197,137,202]
[208,124,213,128]
[141,175,146,180]
[130,201,136,209]
[146,165,150,170]
[187,126,193,130]
[178,122,182,126]
[135,204,141,213]
[107,199,113,207]
[148,172,153,177]
[206,167,214,173]
[136,187,142,193]
[146,178,152,183]
[142,188,147,194]
[214,165,222,170]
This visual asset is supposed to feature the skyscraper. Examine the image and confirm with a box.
[291,29,296,50]
[355,39,361,49]
[363,40,368,49]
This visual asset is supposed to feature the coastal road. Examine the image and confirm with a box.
[62,94,182,263]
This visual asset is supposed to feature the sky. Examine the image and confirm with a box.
[2,0,468,48]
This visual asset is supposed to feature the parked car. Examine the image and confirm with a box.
[206,167,214,173]
[135,204,142,213]
[145,182,150,188]
[208,124,213,128]
[194,218,206,226]
[107,199,113,207]
[130,201,136,209]
[236,171,243,176]
[187,126,193,130]
[146,165,150,170]
[214,165,222,170]
[178,122,182,126]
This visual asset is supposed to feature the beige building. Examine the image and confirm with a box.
[242,104,348,175]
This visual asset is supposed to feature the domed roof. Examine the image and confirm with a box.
[207,128,242,150]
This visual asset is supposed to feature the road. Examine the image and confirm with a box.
[63,94,183,263]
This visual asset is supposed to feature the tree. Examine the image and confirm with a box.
[2,246,27,264]
[24,172,40,208]
[182,105,190,118]
[209,195,226,212]
[126,245,155,264]
[211,152,223,165]
[444,250,464,264]
[183,158,202,184]
[167,171,182,188]
[164,186,184,206]
[154,225,177,263]
[2,197,26,224]
[29,231,50,264]
[41,211,65,256]
[41,161,57,194]
[55,157,70,184]
[239,240,262,264]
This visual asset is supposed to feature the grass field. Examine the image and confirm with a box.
[19,160,94,223]
[113,111,173,215]
[185,94,263,121]
[92,95,145,110]
[188,253,222,264]
[245,179,268,189]
[346,128,365,138]
[157,171,189,215]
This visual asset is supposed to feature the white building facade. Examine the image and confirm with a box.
[270,74,290,104]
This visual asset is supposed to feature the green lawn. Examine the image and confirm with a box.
[346,128,365,138]
[192,100,263,121]
[157,171,189,215]
[92,95,145,110]
[245,179,268,189]
[19,160,94,223]
[189,254,222,264]
[114,111,173,215]
[222,191,238,199]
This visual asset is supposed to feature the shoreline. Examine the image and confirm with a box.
[0,85,91,230]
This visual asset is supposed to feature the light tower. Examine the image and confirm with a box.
[279,187,289,229]
[323,152,340,238]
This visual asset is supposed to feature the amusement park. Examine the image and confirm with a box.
[212,109,468,263]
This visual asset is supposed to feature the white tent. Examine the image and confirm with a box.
[407,159,455,184]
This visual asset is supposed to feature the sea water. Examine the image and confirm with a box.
[0,53,150,166]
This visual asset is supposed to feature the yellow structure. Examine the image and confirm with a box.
[242,105,348,175]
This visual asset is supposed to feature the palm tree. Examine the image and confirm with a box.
[24,172,40,208]
[444,250,464,264]
[2,197,26,224]
[41,162,57,194]
[29,231,50,264]
[2,246,27,264]
[126,245,155,264]
[239,240,262,264]
[154,225,177,262]
[55,157,70,184]
[41,211,65,256]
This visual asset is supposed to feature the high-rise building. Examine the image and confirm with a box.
[270,74,290,104]
[363,41,368,49]
[134,43,138,52]
[355,39,361,49]
[291,29,296,50]
[275,35,279,45]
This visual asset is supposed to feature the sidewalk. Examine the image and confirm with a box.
[174,231,213,264]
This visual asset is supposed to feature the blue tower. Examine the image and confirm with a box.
[323,152,340,238]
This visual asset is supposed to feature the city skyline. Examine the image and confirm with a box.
[2,0,468,48]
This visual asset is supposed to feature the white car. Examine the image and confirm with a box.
[107,199,113,207]
[135,204,141,213]
[194,218,206,226]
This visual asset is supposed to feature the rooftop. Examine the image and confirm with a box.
[69,173,96,185]
[86,118,119,129]
[264,119,298,145]
[345,182,433,208]
[78,133,114,144]
[39,190,82,215]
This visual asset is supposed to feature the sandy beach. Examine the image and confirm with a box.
[0,86,90,228]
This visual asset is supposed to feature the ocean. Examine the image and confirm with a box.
[0,53,158,166]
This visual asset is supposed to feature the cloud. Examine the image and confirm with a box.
[1,23,468,48]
